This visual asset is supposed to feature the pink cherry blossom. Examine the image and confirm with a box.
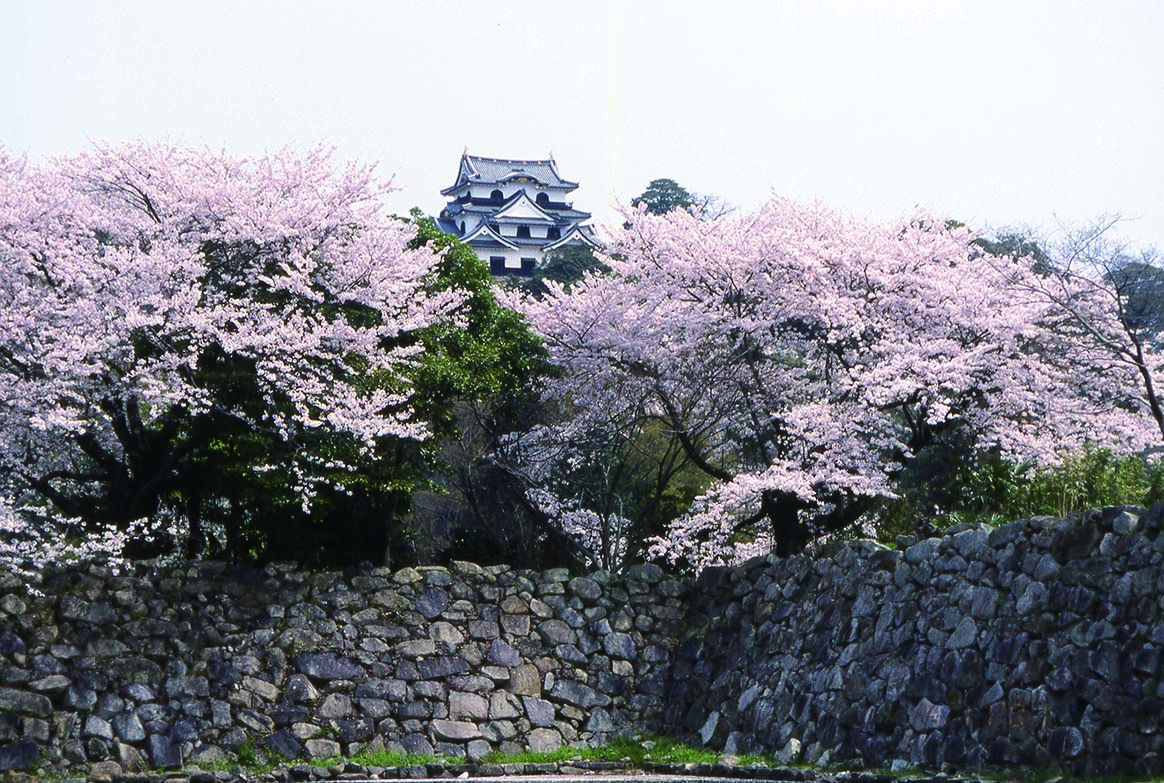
[0,144,458,553]
[511,198,1157,568]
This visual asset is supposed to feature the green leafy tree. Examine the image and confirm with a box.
[632,178,695,215]
[403,212,582,569]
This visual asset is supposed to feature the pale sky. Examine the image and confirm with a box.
[5,0,1164,250]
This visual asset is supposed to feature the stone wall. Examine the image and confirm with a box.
[2,505,1163,777]
[665,505,1164,778]
[0,560,688,773]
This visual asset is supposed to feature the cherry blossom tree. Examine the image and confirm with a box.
[1001,218,1164,444]
[512,198,1157,569]
[0,144,460,561]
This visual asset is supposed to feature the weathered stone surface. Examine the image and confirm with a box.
[910,698,950,731]
[6,504,1164,777]
[603,632,636,660]
[263,730,302,760]
[566,577,601,603]
[538,619,575,645]
[417,656,471,680]
[507,664,541,696]
[304,738,341,759]
[112,713,146,743]
[549,678,608,709]
[522,695,556,727]
[431,719,481,742]
[528,727,563,753]
[147,735,182,769]
[485,639,521,667]
[1049,726,1085,758]
[948,617,978,649]
[0,738,39,771]
[296,653,362,681]
[416,587,449,619]
[316,693,352,719]
[0,689,50,718]
[449,691,489,721]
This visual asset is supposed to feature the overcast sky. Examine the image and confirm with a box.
[5,0,1164,250]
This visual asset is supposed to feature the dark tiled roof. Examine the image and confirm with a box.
[466,155,576,188]
[442,153,579,194]
[435,217,462,236]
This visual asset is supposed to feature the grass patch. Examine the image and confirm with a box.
[348,749,440,767]
[480,735,776,768]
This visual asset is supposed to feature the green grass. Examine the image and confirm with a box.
[186,734,782,775]
[480,735,775,767]
[347,749,440,767]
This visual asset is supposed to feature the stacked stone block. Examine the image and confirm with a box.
[667,505,1164,777]
[0,561,686,773]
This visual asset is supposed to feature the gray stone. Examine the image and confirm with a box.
[0,738,39,771]
[1049,726,1085,758]
[418,656,471,679]
[910,698,950,731]
[568,577,603,602]
[603,632,636,659]
[1113,510,1140,535]
[700,710,726,745]
[948,616,978,649]
[285,673,319,703]
[1017,582,1048,615]
[243,675,280,702]
[28,674,70,695]
[0,595,25,616]
[237,709,276,733]
[549,677,609,708]
[112,740,143,772]
[263,730,302,760]
[508,664,541,696]
[112,713,146,742]
[904,537,940,565]
[304,738,341,759]
[523,696,556,727]
[430,621,465,646]
[586,706,616,733]
[500,613,530,636]
[468,619,500,640]
[528,727,563,753]
[316,693,352,719]
[84,715,115,740]
[538,619,575,645]
[0,688,51,717]
[297,653,362,681]
[354,677,407,701]
[148,735,183,769]
[449,691,489,720]
[87,639,130,657]
[951,527,990,559]
[489,691,522,720]
[395,639,437,658]
[485,639,522,666]
[431,719,481,742]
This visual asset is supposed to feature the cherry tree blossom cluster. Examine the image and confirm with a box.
[512,198,1158,569]
[0,144,458,558]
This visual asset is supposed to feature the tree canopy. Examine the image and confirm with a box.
[0,144,541,566]
[510,199,1158,568]
[631,178,695,215]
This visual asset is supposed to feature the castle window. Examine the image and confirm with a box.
[490,189,503,201]
[489,256,506,275]
[520,257,536,276]
[459,221,465,234]
[516,225,531,239]
[547,226,561,240]
[536,192,550,206]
